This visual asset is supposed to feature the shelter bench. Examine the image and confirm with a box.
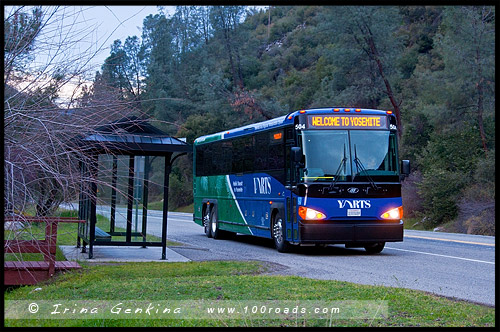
[94,226,112,241]
[4,216,85,286]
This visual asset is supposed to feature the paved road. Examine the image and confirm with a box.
[65,204,495,306]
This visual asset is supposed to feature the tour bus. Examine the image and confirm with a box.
[193,108,410,253]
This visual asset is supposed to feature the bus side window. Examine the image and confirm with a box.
[231,139,241,173]
[269,130,284,170]
[221,141,233,174]
[212,141,223,175]
[205,144,215,175]
[242,136,254,172]
[254,133,268,171]
[195,145,206,176]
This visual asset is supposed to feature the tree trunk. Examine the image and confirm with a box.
[366,30,402,138]
[267,6,271,40]
[473,7,489,157]
[223,29,240,89]
[476,73,488,156]
[217,9,244,90]
[219,14,241,90]
[235,47,244,89]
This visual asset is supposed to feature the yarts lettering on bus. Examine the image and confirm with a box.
[254,177,272,195]
[337,200,371,209]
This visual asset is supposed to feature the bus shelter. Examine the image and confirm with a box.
[73,116,190,259]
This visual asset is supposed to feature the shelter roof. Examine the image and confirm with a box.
[74,116,190,155]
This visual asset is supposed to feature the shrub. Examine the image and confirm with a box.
[417,168,468,227]
[401,170,424,218]
[168,172,193,210]
[415,125,484,228]
[473,149,495,184]
[463,209,495,235]
[454,153,495,235]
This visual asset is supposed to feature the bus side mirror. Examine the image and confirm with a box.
[291,147,302,164]
[401,160,410,177]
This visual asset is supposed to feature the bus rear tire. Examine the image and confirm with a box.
[273,212,291,253]
[364,242,385,254]
[203,206,212,238]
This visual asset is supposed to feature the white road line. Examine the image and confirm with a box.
[385,246,495,265]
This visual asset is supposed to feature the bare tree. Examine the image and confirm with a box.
[5,6,131,216]
[3,5,162,271]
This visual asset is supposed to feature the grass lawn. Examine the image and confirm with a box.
[4,261,494,327]
[142,201,194,214]
[173,203,194,213]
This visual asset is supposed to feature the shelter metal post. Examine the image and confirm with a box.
[126,155,135,243]
[110,155,117,233]
[89,155,98,259]
[161,155,171,260]
[142,156,150,248]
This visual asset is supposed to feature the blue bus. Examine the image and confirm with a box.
[193,108,410,253]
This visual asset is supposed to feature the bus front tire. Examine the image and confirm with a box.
[364,242,385,254]
[273,212,291,253]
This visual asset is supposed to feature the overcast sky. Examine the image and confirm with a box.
[80,6,170,69]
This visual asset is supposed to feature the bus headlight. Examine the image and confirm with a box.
[380,206,403,220]
[299,206,326,220]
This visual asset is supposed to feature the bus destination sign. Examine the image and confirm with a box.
[307,114,387,130]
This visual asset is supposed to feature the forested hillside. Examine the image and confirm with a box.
[79,6,495,234]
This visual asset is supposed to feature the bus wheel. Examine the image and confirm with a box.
[203,207,212,238]
[209,206,221,239]
[273,212,291,253]
[364,242,385,254]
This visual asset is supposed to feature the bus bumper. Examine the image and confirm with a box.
[298,220,403,243]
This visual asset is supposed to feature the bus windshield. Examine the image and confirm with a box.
[301,130,398,183]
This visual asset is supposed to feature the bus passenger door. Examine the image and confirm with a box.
[285,128,300,243]
[284,194,299,243]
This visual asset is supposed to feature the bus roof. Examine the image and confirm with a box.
[194,108,391,145]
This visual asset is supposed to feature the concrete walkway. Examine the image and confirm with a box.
[60,245,191,263]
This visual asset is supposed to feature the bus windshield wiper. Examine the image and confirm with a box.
[353,144,379,191]
[328,143,347,191]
